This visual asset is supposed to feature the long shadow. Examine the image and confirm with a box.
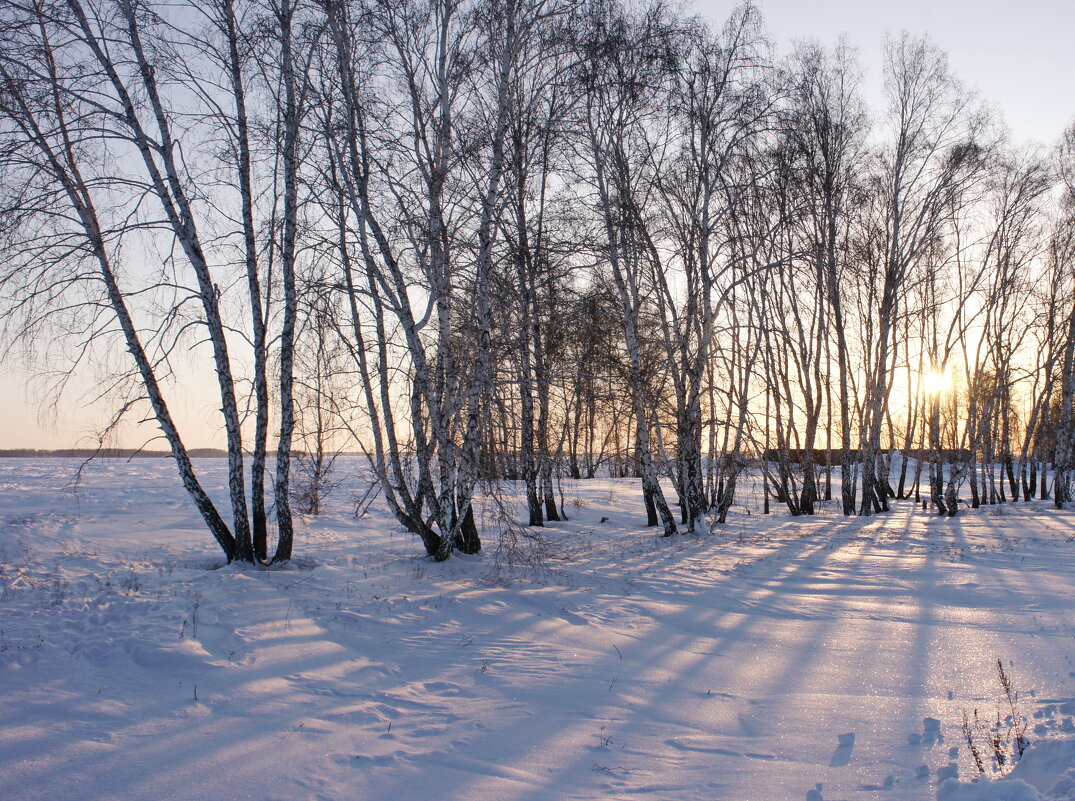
[946,505,1074,690]
[362,510,929,801]
[336,510,858,800]
[891,500,1072,787]
[566,504,944,799]
[6,473,1037,801]
[0,569,425,801]
[950,504,1075,624]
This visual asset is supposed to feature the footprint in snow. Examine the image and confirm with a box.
[344,753,401,768]
[829,733,855,768]
[859,774,896,790]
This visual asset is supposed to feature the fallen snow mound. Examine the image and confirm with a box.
[938,740,1075,801]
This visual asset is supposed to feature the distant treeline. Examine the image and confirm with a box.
[0,449,367,459]
[0,448,229,459]
[762,449,974,463]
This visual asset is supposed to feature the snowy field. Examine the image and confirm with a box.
[3,458,1075,801]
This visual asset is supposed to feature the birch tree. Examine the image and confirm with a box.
[857,33,985,515]
[573,0,680,535]
[0,0,313,562]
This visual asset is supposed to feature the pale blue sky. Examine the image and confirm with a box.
[693,0,1074,144]
[2,0,1072,449]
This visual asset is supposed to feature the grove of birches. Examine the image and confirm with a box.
[1,0,1073,565]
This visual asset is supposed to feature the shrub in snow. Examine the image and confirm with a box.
[961,661,1031,776]
[937,738,1075,801]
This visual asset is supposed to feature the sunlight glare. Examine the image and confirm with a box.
[923,370,949,395]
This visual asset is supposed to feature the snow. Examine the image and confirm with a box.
[2,457,1075,800]
[939,740,1075,800]
[937,776,1042,801]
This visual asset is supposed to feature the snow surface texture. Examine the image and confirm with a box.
[939,739,1075,800]
[2,458,1075,801]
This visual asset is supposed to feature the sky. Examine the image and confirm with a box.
[1,0,1073,450]
[693,0,1075,145]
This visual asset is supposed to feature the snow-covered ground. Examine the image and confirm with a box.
[2,458,1075,801]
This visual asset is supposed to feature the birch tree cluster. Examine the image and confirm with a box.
[0,0,1073,562]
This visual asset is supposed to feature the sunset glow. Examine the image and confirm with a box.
[922,370,950,395]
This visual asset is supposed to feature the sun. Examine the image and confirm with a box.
[922,370,949,395]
